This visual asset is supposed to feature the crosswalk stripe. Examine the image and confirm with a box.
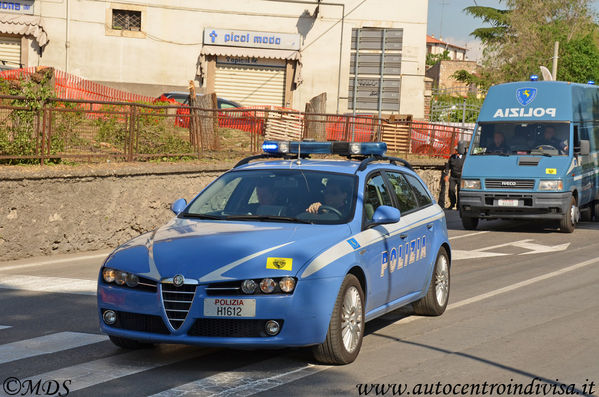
[0,332,107,365]
[149,357,330,397]
[24,346,214,393]
[0,274,96,295]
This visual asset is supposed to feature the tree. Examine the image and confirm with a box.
[426,49,450,66]
[459,0,599,85]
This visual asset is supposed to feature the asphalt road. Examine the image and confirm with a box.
[1,211,598,397]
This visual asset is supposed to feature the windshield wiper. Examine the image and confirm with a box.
[179,213,224,220]
[223,215,312,224]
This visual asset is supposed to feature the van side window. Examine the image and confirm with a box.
[386,172,419,213]
[364,174,393,222]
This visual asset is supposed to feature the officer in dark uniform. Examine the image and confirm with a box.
[443,141,466,209]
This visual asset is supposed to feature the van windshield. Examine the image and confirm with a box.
[471,122,570,156]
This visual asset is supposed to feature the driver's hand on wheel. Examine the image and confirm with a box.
[306,202,322,214]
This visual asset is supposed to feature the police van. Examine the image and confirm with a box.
[459,80,599,232]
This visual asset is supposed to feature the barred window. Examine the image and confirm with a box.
[112,9,141,32]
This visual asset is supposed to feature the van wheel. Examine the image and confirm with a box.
[461,216,478,230]
[593,201,599,221]
[109,335,154,349]
[413,247,450,316]
[312,274,364,365]
[559,196,578,233]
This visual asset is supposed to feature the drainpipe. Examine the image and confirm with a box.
[65,0,70,72]
[265,0,345,113]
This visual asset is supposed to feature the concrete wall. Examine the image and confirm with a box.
[28,0,428,116]
[0,162,443,261]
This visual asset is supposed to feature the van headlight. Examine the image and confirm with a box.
[461,179,481,190]
[539,180,563,191]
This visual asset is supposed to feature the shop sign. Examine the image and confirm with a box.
[205,28,300,50]
[0,0,34,14]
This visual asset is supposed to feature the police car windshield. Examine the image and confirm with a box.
[182,169,357,224]
[471,122,570,156]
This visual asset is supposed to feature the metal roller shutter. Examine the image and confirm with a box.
[0,37,21,69]
[215,64,285,107]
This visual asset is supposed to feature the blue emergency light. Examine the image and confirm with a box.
[588,81,595,85]
[261,141,387,157]
[530,75,539,81]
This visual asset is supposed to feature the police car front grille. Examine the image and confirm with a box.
[187,318,284,337]
[104,310,170,335]
[485,179,535,189]
[161,283,196,329]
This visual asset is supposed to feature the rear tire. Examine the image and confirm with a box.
[559,196,578,233]
[413,247,450,316]
[109,335,153,349]
[312,274,364,365]
[461,216,478,230]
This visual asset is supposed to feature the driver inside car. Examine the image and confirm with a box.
[306,180,349,216]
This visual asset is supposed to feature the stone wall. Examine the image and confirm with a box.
[0,163,444,261]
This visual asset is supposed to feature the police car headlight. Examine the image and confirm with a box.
[279,277,296,293]
[539,180,563,191]
[102,268,116,283]
[260,278,277,294]
[126,273,139,288]
[241,279,257,294]
[461,179,481,190]
[115,271,127,286]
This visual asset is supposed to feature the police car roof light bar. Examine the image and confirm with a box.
[261,141,387,157]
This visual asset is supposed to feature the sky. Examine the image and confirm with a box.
[427,0,599,61]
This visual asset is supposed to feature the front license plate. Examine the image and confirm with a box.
[203,298,256,317]
[497,199,519,207]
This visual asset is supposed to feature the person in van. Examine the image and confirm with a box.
[536,126,568,154]
[486,131,511,154]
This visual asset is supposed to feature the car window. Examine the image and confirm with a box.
[386,172,419,213]
[363,174,393,222]
[184,170,356,224]
[219,102,237,109]
[403,174,433,208]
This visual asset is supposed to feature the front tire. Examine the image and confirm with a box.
[559,196,578,233]
[413,247,450,316]
[461,216,478,230]
[312,274,364,365]
[109,335,154,349]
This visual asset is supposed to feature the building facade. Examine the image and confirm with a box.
[1,0,429,118]
[426,35,466,61]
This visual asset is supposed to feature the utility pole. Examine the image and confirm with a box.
[552,41,559,81]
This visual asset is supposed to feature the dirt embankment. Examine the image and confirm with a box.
[0,161,444,261]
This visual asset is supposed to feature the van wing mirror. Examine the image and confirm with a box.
[577,140,590,156]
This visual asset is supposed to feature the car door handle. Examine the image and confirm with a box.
[400,233,408,239]
[427,224,433,230]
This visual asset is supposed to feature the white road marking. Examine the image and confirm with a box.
[512,241,570,255]
[452,239,570,261]
[448,231,489,240]
[0,325,11,330]
[0,332,107,365]
[150,359,331,397]
[0,253,109,272]
[392,255,599,326]
[25,346,213,393]
[0,274,96,295]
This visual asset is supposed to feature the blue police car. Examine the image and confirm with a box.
[98,141,451,364]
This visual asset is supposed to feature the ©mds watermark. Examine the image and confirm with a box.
[2,377,71,396]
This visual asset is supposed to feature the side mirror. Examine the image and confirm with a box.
[171,198,187,215]
[578,140,590,156]
[371,205,401,225]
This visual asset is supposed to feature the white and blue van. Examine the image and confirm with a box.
[459,81,598,232]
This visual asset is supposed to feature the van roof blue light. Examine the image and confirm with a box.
[261,141,387,157]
